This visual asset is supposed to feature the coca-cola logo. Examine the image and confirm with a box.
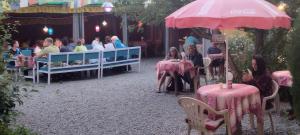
[230,9,256,15]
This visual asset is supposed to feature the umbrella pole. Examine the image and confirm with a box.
[225,40,229,86]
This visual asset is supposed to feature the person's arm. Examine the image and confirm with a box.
[36,48,47,58]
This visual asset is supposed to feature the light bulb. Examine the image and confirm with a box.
[102,20,107,26]
[95,25,100,32]
[43,26,48,33]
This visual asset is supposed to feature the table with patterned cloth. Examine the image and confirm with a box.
[156,60,196,93]
[196,83,263,134]
[156,60,196,80]
[272,70,293,87]
[15,55,35,68]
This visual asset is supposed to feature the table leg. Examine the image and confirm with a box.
[174,75,178,96]
[234,122,242,135]
[257,120,264,135]
[193,77,199,94]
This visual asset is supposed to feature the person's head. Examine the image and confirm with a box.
[55,38,62,48]
[168,47,179,59]
[252,55,266,75]
[111,36,119,43]
[43,37,53,47]
[95,37,99,41]
[12,40,19,48]
[188,45,197,55]
[76,38,85,46]
[35,40,43,48]
[62,37,69,46]
[105,36,112,43]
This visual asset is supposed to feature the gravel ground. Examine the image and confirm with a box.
[16,58,300,135]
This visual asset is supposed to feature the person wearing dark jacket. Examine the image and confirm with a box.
[182,45,205,92]
[243,55,273,109]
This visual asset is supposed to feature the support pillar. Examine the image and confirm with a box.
[122,14,128,45]
[165,27,169,56]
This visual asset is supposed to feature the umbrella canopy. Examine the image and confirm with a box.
[165,0,291,29]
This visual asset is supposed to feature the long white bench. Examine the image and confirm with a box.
[36,47,141,84]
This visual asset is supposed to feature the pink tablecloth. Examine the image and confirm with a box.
[272,70,293,87]
[156,60,195,80]
[15,55,35,68]
[196,84,263,133]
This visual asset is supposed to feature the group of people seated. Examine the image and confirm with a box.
[157,44,205,93]
[160,36,295,119]
[3,35,127,60]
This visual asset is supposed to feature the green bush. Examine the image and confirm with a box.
[287,12,300,121]
[0,122,36,135]
[227,30,255,81]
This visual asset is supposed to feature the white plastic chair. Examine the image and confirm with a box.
[249,80,279,134]
[178,97,231,135]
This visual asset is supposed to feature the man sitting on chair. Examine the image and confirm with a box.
[208,42,225,80]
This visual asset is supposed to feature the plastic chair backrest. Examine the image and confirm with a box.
[21,50,32,57]
[51,54,67,63]
[117,50,128,61]
[129,48,139,59]
[69,53,83,61]
[86,44,93,50]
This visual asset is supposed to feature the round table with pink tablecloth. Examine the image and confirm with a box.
[196,83,263,134]
[156,60,196,94]
[156,60,196,80]
[272,70,293,87]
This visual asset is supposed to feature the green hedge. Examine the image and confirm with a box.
[288,12,300,121]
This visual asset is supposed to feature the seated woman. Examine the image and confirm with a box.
[8,40,21,57]
[242,55,273,109]
[181,45,205,92]
[73,38,87,52]
[157,47,182,93]
[8,40,22,67]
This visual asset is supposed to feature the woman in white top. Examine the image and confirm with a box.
[104,36,115,51]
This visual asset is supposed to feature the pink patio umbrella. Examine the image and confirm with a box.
[165,0,291,84]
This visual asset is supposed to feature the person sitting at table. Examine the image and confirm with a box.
[60,38,72,52]
[111,36,127,49]
[7,40,22,67]
[8,40,21,57]
[92,37,104,51]
[157,47,182,93]
[33,40,43,56]
[74,38,87,52]
[36,38,60,58]
[208,42,225,79]
[104,36,116,51]
[181,45,205,92]
[242,55,273,109]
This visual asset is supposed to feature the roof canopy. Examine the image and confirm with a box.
[1,0,112,13]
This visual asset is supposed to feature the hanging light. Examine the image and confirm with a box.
[95,25,100,32]
[102,20,107,26]
[102,1,114,12]
[48,28,54,35]
[43,26,49,33]
[278,2,287,11]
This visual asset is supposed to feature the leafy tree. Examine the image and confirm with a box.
[287,12,300,121]
[114,0,194,25]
